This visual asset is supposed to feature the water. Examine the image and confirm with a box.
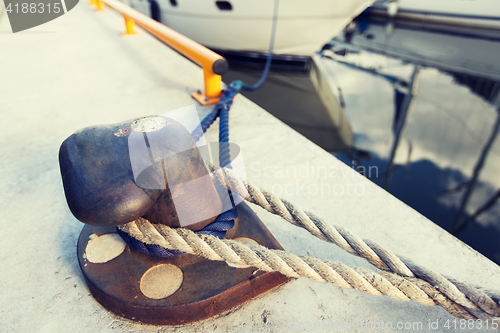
[221,15,500,265]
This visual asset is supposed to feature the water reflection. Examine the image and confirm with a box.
[221,16,500,265]
[223,56,353,151]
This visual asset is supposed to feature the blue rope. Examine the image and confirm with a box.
[191,0,280,151]
[239,0,279,92]
[191,81,241,168]
[191,108,220,142]
[190,81,241,143]
[117,207,238,258]
[218,106,231,169]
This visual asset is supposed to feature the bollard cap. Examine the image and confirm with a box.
[59,116,222,229]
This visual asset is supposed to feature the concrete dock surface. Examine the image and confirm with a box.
[1,2,500,332]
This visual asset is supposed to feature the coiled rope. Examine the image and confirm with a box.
[118,165,500,321]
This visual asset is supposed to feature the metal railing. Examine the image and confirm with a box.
[90,0,228,106]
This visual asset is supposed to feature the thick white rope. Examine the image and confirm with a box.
[119,165,500,321]
[118,217,476,320]
[209,165,500,320]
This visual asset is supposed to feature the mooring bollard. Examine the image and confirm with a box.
[58,115,290,325]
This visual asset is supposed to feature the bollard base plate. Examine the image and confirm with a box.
[77,202,291,325]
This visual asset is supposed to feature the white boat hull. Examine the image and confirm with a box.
[127,0,374,55]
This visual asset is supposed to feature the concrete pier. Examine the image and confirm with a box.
[1,2,499,332]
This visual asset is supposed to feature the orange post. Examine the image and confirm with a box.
[95,0,105,11]
[121,16,137,35]
[191,68,223,105]
[95,0,228,105]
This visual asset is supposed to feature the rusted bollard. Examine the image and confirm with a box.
[59,115,290,325]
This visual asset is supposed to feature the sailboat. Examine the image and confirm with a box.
[122,0,374,56]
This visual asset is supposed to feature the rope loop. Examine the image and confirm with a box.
[117,207,237,257]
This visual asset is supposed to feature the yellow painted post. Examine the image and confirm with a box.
[89,0,96,6]
[203,69,222,99]
[190,68,222,105]
[96,0,105,11]
[122,16,137,35]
